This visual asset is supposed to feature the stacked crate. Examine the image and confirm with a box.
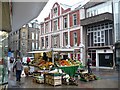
[32,76,44,84]
[45,73,62,86]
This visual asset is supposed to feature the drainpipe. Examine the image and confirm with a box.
[112,0,116,69]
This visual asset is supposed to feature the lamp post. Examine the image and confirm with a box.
[79,43,84,62]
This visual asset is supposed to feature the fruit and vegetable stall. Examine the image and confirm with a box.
[25,48,98,86]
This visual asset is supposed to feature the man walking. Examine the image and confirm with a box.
[87,55,92,74]
[13,57,23,82]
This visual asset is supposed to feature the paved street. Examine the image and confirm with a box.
[8,66,119,89]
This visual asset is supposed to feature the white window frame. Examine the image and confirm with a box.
[73,14,77,26]
[63,17,68,29]
[73,32,77,46]
[93,31,105,44]
[41,37,44,48]
[22,32,25,38]
[45,37,48,47]
[36,33,38,40]
[53,7,58,17]
[64,32,68,46]
[53,19,58,31]
[41,25,44,34]
[45,23,49,33]
[36,42,38,49]
[54,36,57,47]
[32,42,34,50]
[32,32,34,39]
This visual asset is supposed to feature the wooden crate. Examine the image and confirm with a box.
[51,76,61,79]
[36,78,44,84]
[49,79,62,86]
[44,73,62,86]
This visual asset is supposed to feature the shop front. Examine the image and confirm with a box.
[0,31,8,85]
[96,49,114,68]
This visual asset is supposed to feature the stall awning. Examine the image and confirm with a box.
[27,48,75,54]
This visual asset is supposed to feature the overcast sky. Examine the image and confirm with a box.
[36,0,83,22]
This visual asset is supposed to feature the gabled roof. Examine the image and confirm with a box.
[74,0,90,9]
[60,3,72,10]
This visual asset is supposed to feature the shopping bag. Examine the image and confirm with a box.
[21,70,26,77]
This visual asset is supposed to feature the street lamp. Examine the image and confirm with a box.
[79,43,85,61]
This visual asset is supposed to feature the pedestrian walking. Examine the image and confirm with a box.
[87,55,92,74]
[13,56,23,82]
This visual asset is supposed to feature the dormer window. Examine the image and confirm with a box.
[53,7,58,17]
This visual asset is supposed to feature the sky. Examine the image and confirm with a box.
[36,0,84,22]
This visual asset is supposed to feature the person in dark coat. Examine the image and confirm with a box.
[87,55,92,74]
[42,52,48,61]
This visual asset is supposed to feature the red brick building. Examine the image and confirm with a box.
[39,2,83,60]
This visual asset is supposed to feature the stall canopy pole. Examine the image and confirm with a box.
[51,48,54,64]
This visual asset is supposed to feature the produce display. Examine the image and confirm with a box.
[30,59,53,70]
[56,59,82,67]
[80,73,97,82]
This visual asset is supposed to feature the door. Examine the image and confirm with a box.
[99,53,113,67]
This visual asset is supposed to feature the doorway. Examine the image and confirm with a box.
[99,53,113,67]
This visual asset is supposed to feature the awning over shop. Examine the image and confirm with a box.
[0,1,48,32]
[12,2,48,32]
[0,2,11,32]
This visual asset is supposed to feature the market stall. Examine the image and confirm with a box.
[27,48,82,86]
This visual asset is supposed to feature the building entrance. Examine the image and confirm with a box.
[99,53,113,67]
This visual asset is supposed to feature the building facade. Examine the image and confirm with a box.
[8,22,40,57]
[113,0,120,67]
[80,0,114,68]
[39,2,82,61]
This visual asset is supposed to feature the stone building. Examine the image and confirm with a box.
[8,22,39,57]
